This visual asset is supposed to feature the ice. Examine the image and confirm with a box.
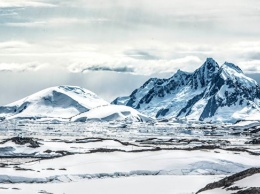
[0,120,259,193]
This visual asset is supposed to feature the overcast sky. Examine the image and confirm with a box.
[0,0,260,105]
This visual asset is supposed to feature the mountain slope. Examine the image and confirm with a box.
[197,168,260,194]
[71,105,152,122]
[113,58,260,122]
[0,85,109,120]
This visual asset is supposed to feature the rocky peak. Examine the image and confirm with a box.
[190,58,220,89]
[203,58,220,70]
[113,58,260,122]
[222,62,243,73]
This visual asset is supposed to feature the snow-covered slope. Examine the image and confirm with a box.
[71,105,152,122]
[113,58,260,123]
[198,168,260,194]
[0,85,109,120]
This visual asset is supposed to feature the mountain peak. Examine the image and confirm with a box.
[203,58,219,69]
[0,86,109,120]
[190,58,219,89]
[206,57,217,63]
[222,62,243,73]
[113,58,260,122]
[57,85,98,97]
[175,69,191,76]
[171,69,191,80]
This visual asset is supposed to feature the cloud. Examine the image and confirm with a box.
[241,52,260,60]
[238,60,260,73]
[0,0,56,8]
[81,66,134,73]
[1,39,260,75]
[67,56,202,75]
[0,8,19,16]
[124,50,159,60]
[5,18,110,28]
[0,62,45,72]
[0,41,31,50]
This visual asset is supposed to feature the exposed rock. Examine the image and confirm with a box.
[196,168,260,193]
[234,187,260,194]
[245,139,260,145]
[1,137,42,148]
[113,58,260,122]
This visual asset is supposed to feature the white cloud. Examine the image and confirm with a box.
[0,41,31,51]
[68,56,202,75]
[0,62,45,72]
[1,39,260,75]
[0,0,56,8]
[238,60,260,73]
[0,8,19,16]
[5,17,110,27]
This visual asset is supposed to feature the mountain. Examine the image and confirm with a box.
[71,105,152,122]
[112,58,260,122]
[0,85,109,120]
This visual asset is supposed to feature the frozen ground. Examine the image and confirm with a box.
[1,175,222,194]
[0,120,259,193]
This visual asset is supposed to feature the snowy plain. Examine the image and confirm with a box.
[0,120,260,194]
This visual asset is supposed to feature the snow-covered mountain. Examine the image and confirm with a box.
[113,58,260,122]
[71,105,152,122]
[0,85,109,120]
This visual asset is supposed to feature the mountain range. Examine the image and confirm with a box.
[0,85,108,120]
[0,58,259,123]
[113,58,260,122]
[0,85,150,122]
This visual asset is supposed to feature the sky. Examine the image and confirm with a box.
[0,0,260,105]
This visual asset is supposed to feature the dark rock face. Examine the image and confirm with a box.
[177,92,205,118]
[113,58,260,121]
[190,58,220,89]
[1,137,41,148]
[234,187,260,194]
[156,108,170,117]
[245,139,260,145]
[196,168,260,193]
[199,96,219,121]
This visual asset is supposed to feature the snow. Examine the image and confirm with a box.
[185,98,207,119]
[0,139,152,158]
[57,86,109,109]
[113,59,260,123]
[234,173,260,188]
[211,104,260,123]
[72,105,152,122]
[0,175,222,194]
[0,120,259,194]
[231,120,260,129]
[220,62,258,87]
[201,172,260,194]
[142,85,205,118]
[0,149,259,182]
[0,85,109,120]
[113,96,130,105]
[0,60,259,123]
[0,86,153,123]
[0,59,260,194]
